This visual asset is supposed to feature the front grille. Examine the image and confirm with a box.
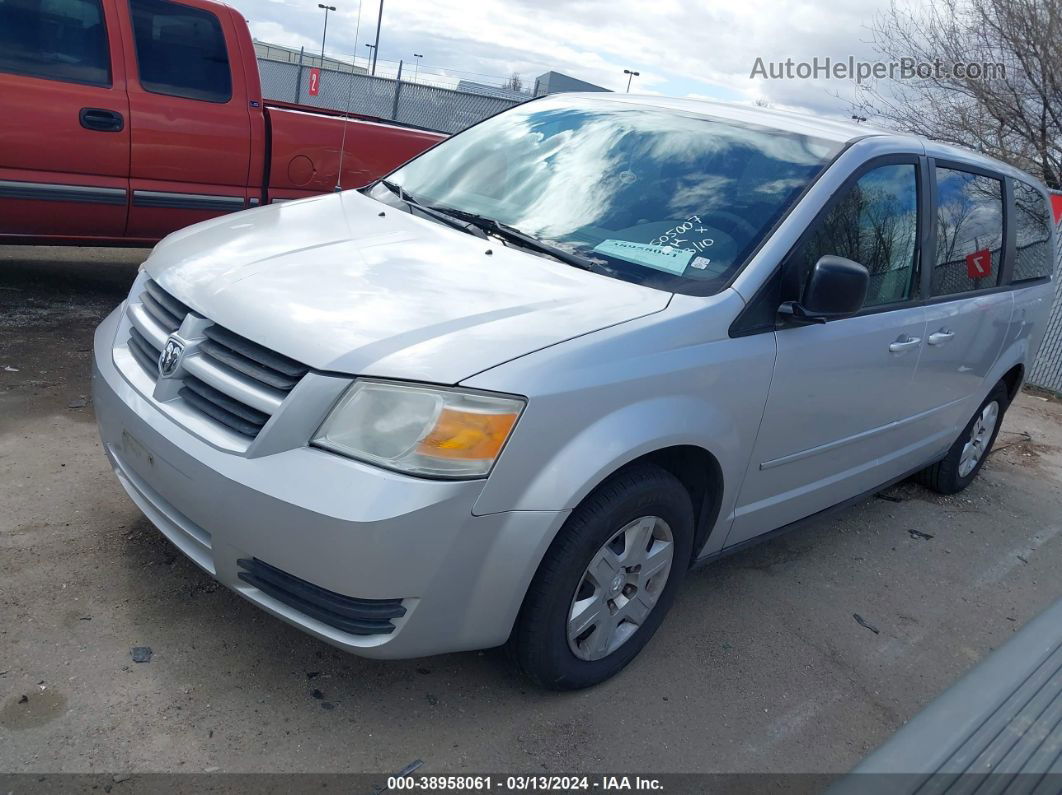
[179,375,271,437]
[200,325,308,391]
[124,279,309,442]
[128,326,161,374]
[141,278,189,334]
[237,558,406,636]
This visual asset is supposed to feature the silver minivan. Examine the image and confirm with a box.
[92,94,1057,688]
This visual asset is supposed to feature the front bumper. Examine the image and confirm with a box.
[92,305,566,659]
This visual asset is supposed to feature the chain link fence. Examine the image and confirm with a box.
[257,58,521,134]
[1027,212,1062,394]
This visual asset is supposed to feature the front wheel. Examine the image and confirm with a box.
[508,462,694,690]
[915,382,1008,495]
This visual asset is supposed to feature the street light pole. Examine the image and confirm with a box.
[370,0,384,76]
[413,52,423,84]
[351,0,362,73]
[365,43,376,75]
[317,3,336,63]
[623,68,640,93]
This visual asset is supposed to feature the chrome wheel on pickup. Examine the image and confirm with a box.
[567,516,674,661]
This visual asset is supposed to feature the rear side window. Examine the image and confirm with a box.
[129,0,231,102]
[788,163,920,309]
[0,0,111,86]
[1013,181,1054,281]
[931,167,1004,296]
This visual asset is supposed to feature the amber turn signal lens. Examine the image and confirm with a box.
[417,408,520,461]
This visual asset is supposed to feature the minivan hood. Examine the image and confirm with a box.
[146,191,670,384]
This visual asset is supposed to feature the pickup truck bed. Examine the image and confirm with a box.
[265,102,442,199]
[831,597,1062,794]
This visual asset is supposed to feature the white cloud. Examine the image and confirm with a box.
[230,0,927,117]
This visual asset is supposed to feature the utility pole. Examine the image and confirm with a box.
[370,0,383,75]
[623,68,639,93]
[351,0,362,72]
[317,4,336,63]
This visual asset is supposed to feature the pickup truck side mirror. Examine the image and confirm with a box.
[778,255,869,325]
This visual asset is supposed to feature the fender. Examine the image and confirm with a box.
[478,394,746,518]
[465,289,775,539]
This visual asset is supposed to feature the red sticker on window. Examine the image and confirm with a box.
[965,248,992,279]
[308,67,321,97]
[1051,194,1062,224]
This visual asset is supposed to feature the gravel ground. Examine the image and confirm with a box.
[1,245,1061,776]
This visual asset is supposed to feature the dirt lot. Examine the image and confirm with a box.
[2,245,1061,776]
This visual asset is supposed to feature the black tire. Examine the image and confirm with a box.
[508,461,694,690]
[915,382,1009,495]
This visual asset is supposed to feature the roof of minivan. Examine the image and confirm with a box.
[567,93,892,142]
[566,93,1048,187]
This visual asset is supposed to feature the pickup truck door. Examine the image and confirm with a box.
[117,0,257,239]
[0,0,130,239]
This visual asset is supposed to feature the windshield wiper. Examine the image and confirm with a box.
[377,180,488,240]
[427,206,597,271]
[378,181,596,271]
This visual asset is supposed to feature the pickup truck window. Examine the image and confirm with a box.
[385,95,841,296]
[129,0,231,103]
[0,0,111,86]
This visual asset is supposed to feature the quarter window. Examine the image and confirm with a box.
[931,167,1004,296]
[789,163,920,308]
[1012,181,1054,281]
[129,0,231,102]
[0,0,111,86]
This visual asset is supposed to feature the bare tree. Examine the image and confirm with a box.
[856,0,1061,188]
[505,72,524,93]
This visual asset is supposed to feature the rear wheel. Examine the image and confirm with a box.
[916,382,1008,494]
[509,462,694,690]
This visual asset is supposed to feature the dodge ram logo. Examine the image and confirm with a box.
[158,337,185,378]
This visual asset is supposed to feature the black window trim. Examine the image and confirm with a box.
[128,0,233,105]
[0,0,114,88]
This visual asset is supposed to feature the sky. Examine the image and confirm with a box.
[230,0,925,118]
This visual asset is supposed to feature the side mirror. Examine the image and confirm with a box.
[778,255,869,325]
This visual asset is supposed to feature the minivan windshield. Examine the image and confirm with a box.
[381,95,842,295]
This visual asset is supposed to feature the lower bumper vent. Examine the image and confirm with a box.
[236,558,405,635]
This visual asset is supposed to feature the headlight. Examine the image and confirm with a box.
[312,380,524,478]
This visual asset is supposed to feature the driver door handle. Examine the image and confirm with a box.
[889,334,922,353]
[928,329,955,345]
[79,107,124,132]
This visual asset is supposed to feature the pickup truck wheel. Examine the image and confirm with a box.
[916,383,1008,495]
[508,462,694,690]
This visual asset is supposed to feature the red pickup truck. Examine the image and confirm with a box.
[0,0,445,246]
